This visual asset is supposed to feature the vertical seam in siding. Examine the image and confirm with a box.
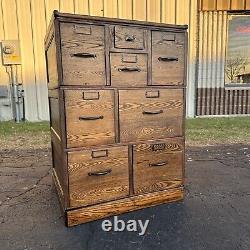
[15,0,20,39]
[131,0,134,19]
[1,0,5,38]
[44,0,47,26]
[160,0,162,23]
[174,0,177,24]
[29,0,40,119]
[73,0,76,13]
[88,0,90,15]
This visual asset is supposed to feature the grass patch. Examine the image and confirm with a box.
[0,117,250,148]
[0,121,50,136]
[0,121,50,150]
[186,117,250,145]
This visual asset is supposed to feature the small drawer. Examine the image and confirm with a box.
[68,145,129,207]
[152,31,185,86]
[133,138,184,195]
[60,23,106,86]
[64,89,115,148]
[119,88,184,142]
[114,26,145,50]
[110,53,147,87]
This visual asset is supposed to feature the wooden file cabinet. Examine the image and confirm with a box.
[45,11,187,227]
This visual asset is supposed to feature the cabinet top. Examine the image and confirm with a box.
[52,10,188,30]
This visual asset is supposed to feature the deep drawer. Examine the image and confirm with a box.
[110,53,147,87]
[152,31,185,86]
[64,89,115,148]
[114,26,146,50]
[68,145,129,207]
[133,138,184,195]
[119,88,184,142]
[60,23,106,86]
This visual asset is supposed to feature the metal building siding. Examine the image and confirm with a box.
[197,11,228,89]
[196,11,250,115]
[0,0,198,121]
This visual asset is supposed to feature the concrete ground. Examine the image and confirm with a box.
[0,144,250,250]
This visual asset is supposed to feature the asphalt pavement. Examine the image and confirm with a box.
[0,144,250,250]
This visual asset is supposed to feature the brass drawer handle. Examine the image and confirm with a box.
[118,67,141,72]
[71,52,96,58]
[88,169,112,176]
[149,161,168,167]
[142,110,163,115]
[125,35,135,41]
[79,115,104,121]
[158,56,178,62]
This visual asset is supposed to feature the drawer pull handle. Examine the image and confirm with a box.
[72,52,96,58]
[125,35,135,41]
[142,110,163,115]
[149,161,168,167]
[118,67,141,72]
[158,56,178,62]
[79,115,104,121]
[88,169,112,176]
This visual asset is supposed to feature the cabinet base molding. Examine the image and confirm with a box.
[66,187,184,227]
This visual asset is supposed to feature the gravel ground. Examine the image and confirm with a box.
[0,143,250,250]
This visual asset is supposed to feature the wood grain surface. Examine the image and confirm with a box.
[114,25,146,50]
[67,187,184,226]
[152,31,185,85]
[133,138,183,195]
[60,23,106,86]
[64,89,115,148]
[119,88,184,142]
[110,53,148,87]
[46,36,58,89]
[68,145,129,208]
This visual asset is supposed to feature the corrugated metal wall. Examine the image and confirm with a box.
[197,11,228,89]
[196,11,250,115]
[0,0,198,121]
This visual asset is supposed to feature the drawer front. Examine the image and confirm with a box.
[65,89,115,148]
[133,138,184,195]
[114,26,145,50]
[110,53,147,87]
[119,89,183,142]
[152,31,185,86]
[68,146,129,207]
[60,23,105,86]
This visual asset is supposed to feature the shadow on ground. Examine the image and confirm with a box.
[0,144,250,250]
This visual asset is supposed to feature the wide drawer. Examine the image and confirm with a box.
[152,31,185,86]
[119,88,184,142]
[110,53,147,87]
[60,23,106,86]
[133,138,184,195]
[114,26,145,50]
[64,89,115,148]
[68,145,129,207]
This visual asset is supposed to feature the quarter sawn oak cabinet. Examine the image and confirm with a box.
[45,11,187,227]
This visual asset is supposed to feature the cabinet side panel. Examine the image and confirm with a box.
[49,95,61,138]
[51,130,67,210]
[46,36,59,89]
